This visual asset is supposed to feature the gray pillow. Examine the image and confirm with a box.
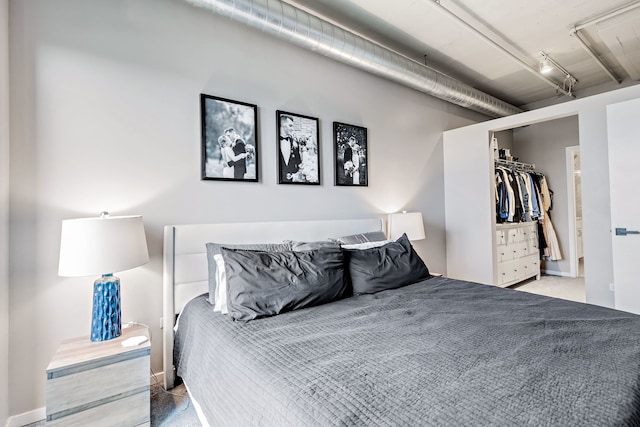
[206,242,292,305]
[288,240,341,251]
[332,230,388,244]
[344,234,430,295]
[222,246,348,321]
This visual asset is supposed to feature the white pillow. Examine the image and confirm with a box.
[341,240,392,250]
[213,254,229,314]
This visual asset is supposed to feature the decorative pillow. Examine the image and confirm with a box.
[221,246,348,321]
[288,240,341,251]
[206,242,292,308]
[344,234,430,295]
[341,240,392,250]
[212,254,228,314]
[331,230,388,244]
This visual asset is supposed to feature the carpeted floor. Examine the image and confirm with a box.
[150,382,200,426]
[512,273,586,303]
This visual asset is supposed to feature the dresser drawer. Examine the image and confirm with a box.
[516,254,540,279]
[497,255,540,286]
[496,244,513,262]
[495,222,540,287]
[496,239,532,260]
[514,241,531,258]
[520,223,536,241]
[497,259,517,285]
[506,227,520,243]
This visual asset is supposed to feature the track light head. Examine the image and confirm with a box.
[539,57,553,74]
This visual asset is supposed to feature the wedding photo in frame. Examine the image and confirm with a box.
[276,110,320,185]
[333,122,368,186]
[201,94,258,181]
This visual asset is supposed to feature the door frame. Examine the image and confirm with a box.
[565,146,580,278]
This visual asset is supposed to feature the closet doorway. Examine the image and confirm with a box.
[497,116,586,302]
[509,115,579,278]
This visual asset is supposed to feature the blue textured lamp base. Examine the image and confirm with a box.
[91,274,122,342]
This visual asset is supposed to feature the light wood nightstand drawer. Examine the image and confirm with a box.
[47,390,150,426]
[46,354,149,416]
[46,325,150,426]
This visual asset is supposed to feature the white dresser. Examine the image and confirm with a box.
[495,222,540,287]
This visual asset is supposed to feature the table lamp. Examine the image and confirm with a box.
[388,211,426,241]
[58,212,149,342]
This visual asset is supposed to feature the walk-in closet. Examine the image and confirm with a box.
[444,114,584,302]
[491,117,584,301]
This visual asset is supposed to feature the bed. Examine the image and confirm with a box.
[163,218,640,426]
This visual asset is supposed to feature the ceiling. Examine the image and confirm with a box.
[287,0,640,109]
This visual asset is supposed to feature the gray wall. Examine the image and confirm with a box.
[1,0,10,424]
[7,0,484,415]
[493,129,513,152]
[513,116,579,276]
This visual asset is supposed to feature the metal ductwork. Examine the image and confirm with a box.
[185,0,523,118]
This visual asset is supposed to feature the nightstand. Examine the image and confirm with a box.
[46,324,151,426]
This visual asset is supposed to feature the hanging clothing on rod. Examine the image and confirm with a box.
[494,161,562,261]
[537,174,562,261]
[495,158,535,172]
[495,164,538,223]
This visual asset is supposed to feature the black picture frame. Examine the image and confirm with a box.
[200,94,259,181]
[276,110,320,185]
[333,122,368,186]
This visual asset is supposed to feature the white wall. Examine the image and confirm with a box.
[7,0,484,416]
[444,83,640,308]
[513,116,579,276]
[1,0,10,424]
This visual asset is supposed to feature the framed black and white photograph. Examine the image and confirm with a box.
[334,122,368,186]
[201,94,258,181]
[277,110,320,185]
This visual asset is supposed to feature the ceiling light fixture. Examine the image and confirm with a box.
[539,57,553,74]
[539,51,578,96]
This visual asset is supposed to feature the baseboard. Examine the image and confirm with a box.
[542,270,573,278]
[4,371,165,427]
[151,370,165,387]
[5,407,45,427]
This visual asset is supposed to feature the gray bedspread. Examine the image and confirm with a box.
[174,276,640,426]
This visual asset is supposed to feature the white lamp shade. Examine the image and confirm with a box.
[58,215,149,277]
[388,212,426,241]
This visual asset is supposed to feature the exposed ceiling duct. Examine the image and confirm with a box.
[184,0,523,118]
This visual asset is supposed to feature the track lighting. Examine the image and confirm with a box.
[538,51,578,96]
[539,57,553,74]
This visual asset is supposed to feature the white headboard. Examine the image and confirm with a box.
[162,217,385,389]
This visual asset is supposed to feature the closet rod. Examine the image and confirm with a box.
[495,158,535,170]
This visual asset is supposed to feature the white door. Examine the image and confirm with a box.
[608,98,640,315]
